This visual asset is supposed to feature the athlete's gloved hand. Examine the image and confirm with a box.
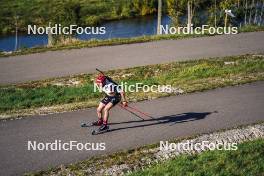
[122,101,128,107]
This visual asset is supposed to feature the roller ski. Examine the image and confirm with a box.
[92,124,110,135]
[81,119,103,127]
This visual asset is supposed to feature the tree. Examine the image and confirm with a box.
[186,0,204,28]
[187,0,193,29]
[259,0,264,25]
[254,0,258,24]
[167,0,182,27]
[220,0,233,27]
[249,0,255,24]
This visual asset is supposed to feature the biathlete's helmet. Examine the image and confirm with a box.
[95,74,106,84]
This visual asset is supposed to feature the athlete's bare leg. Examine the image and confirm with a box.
[97,102,105,120]
[103,102,114,124]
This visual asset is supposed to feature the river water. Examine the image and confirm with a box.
[0,16,171,52]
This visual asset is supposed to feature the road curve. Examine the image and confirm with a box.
[0,81,264,176]
[0,32,264,85]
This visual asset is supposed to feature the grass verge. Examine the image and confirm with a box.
[24,123,264,176]
[128,139,264,176]
[1,54,264,119]
[1,25,264,58]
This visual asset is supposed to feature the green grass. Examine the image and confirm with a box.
[239,25,264,33]
[128,139,264,176]
[0,55,264,117]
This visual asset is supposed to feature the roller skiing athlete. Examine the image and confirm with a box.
[81,69,151,134]
[90,73,128,135]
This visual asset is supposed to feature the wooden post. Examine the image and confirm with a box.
[245,0,248,25]
[215,0,217,27]
[187,1,192,31]
[14,16,18,51]
[157,0,162,35]
[47,22,53,47]
[225,11,228,27]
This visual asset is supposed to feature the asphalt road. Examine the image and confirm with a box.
[0,32,264,85]
[0,82,264,175]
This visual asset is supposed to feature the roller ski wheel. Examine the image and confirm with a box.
[81,120,103,127]
[80,122,94,127]
[92,125,109,135]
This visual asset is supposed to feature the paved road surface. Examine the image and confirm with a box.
[0,82,264,175]
[0,32,264,85]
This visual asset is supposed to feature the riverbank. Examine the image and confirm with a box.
[1,54,263,119]
[1,25,264,58]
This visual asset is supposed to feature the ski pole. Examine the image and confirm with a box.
[119,104,153,119]
[125,105,154,119]
[118,104,146,120]
[96,68,105,75]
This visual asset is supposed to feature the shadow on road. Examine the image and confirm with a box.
[107,111,217,133]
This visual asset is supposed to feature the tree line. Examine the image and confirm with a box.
[0,0,157,35]
[0,0,263,35]
[167,0,264,27]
